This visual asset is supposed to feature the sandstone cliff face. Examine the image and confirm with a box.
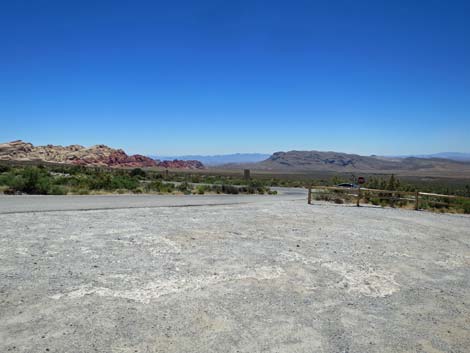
[0,141,204,169]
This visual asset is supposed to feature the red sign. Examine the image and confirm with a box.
[358,177,366,185]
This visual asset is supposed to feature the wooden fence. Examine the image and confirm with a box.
[307,185,470,211]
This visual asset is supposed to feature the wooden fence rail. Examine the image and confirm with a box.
[307,185,470,211]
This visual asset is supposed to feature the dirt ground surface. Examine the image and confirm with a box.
[1,192,470,353]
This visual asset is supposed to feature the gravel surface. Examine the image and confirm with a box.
[1,194,469,352]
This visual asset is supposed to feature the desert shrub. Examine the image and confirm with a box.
[89,173,113,190]
[87,173,139,191]
[145,180,162,192]
[14,167,52,194]
[315,193,331,201]
[363,191,372,203]
[130,168,146,178]
[53,175,67,185]
[207,185,225,194]
[147,172,164,180]
[196,185,206,195]
[177,181,191,193]
[370,197,380,206]
[240,186,255,194]
[76,188,90,195]
[458,199,470,214]
[161,183,175,193]
[0,167,67,195]
[190,175,202,183]
[334,198,344,204]
[221,184,239,194]
[268,179,279,186]
[49,185,67,195]
[110,176,139,190]
[0,172,15,187]
[397,200,408,208]
[0,165,10,173]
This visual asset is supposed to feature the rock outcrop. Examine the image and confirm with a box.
[0,140,204,169]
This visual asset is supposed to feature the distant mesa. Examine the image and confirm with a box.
[0,140,204,169]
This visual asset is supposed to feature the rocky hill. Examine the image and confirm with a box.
[0,141,204,169]
[249,150,470,177]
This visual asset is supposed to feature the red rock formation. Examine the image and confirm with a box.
[0,140,205,169]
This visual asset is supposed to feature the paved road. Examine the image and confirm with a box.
[0,187,307,214]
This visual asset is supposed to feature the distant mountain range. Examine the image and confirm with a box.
[150,153,270,166]
[390,152,470,162]
[149,150,470,177]
[3,141,469,177]
[225,150,470,178]
[150,152,470,166]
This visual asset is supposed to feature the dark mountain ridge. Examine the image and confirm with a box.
[238,150,470,177]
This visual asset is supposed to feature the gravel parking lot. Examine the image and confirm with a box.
[1,193,469,352]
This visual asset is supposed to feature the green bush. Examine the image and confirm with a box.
[0,165,10,173]
[49,185,66,195]
[130,168,146,178]
[371,197,380,206]
[456,199,470,214]
[0,167,66,195]
[145,180,162,192]
[88,173,138,191]
[161,183,175,193]
[15,167,52,194]
[196,185,206,195]
[178,181,191,193]
[111,176,139,190]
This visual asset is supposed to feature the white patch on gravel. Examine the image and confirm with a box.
[50,266,284,304]
[322,262,400,297]
[277,251,322,266]
[436,255,470,269]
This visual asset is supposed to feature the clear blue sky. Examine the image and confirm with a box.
[1,0,469,155]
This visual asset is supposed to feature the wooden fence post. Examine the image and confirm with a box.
[308,185,312,204]
[356,186,361,207]
[415,191,419,210]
